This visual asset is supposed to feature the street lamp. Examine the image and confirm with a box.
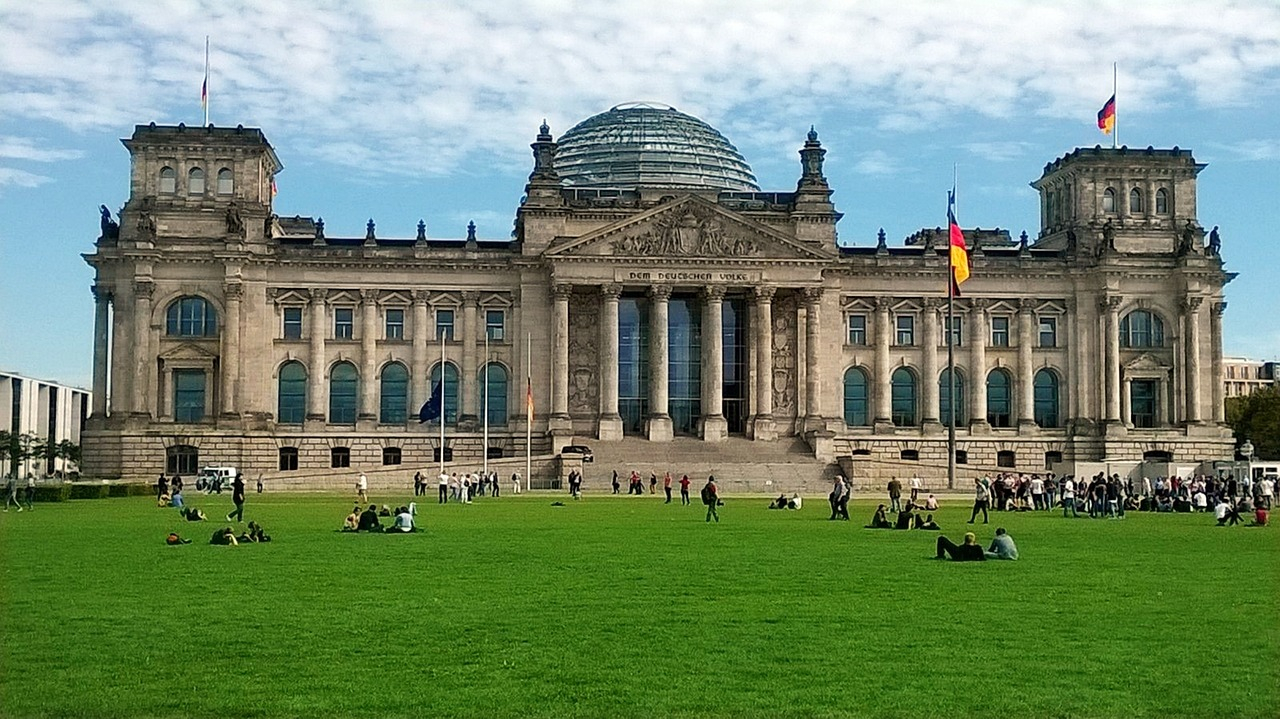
[1241,439,1255,461]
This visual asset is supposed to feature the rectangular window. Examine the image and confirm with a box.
[334,307,354,339]
[278,447,298,471]
[382,447,402,466]
[173,370,205,422]
[283,307,303,340]
[331,447,351,468]
[1039,317,1057,348]
[895,315,915,346]
[385,308,405,340]
[847,315,866,345]
[945,316,963,347]
[486,310,505,341]
[436,309,455,341]
[991,316,1010,347]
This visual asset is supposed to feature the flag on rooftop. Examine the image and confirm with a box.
[1097,94,1116,135]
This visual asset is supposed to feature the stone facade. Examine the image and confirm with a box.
[82,114,1236,484]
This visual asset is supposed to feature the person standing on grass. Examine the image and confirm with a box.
[679,474,691,505]
[888,477,903,513]
[968,476,991,524]
[663,471,673,504]
[512,471,522,495]
[909,474,922,502]
[5,475,23,512]
[702,475,720,522]
[1030,474,1045,511]
[1061,476,1078,517]
[226,473,246,523]
[491,470,501,498]
[612,470,620,495]
[836,476,851,521]
[157,473,169,502]
[649,473,658,496]
[828,475,842,520]
[23,475,36,510]
[357,472,368,503]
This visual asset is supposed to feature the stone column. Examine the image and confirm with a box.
[646,285,673,441]
[1102,295,1122,425]
[1121,378,1132,426]
[751,286,776,441]
[1017,298,1036,430]
[306,288,328,422]
[91,284,111,417]
[110,282,132,418]
[459,291,480,428]
[221,282,243,417]
[968,298,989,431]
[358,289,378,423]
[700,286,727,442]
[597,284,623,440]
[802,287,824,431]
[410,290,430,418]
[873,296,892,429]
[1211,301,1226,424]
[921,297,941,431]
[1183,295,1204,424]
[132,279,154,417]
[551,284,572,420]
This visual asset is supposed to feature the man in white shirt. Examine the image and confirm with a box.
[1030,475,1045,510]
[909,474,923,502]
[357,472,368,502]
[438,471,450,504]
[512,471,522,494]
[386,506,416,533]
[1061,477,1077,517]
[1259,478,1274,509]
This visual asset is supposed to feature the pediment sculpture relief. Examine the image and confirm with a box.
[610,205,760,257]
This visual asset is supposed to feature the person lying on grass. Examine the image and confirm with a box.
[865,504,892,529]
[914,513,940,530]
[385,506,416,533]
[182,507,206,522]
[237,521,271,543]
[768,494,789,509]
[209,527,238,546]
[165,532,191,545]
[935,532,984,561]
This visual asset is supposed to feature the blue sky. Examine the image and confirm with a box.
[2,0,1278,389]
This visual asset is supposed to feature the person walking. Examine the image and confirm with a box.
[357,472,368,503]
[663,471,673,504]
[702,475,720,523]
[4,476,21,512]
[23,475,36,510]
[612,470,620,495]
[226,473,246,523]
[437,470,449,504]
[256,474,264,494]
[491,470,501,498]
[512,471,522,495]
[888,477,903,513]
[679,474,691,505]
[968,476,991,524]
[837,475,851,521]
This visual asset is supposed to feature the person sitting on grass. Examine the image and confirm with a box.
[156,492,171,508]
[787,493,803,510]
[1215,499,1243,527]
[170,490,184,509]
[182,507,206,522]
[984,527,1018,560]
[209,527,238,546]
[1252,505,1269,527]
[924,494,939,511]
[894,502,917,530]
[357,504,381,532]
[238,521,271,543]
[935,532,985,561]
[914,513,941,530]
[769,493,789,510]
[342,508,360,532]
[865,504,893,529]
[385,506,416,533]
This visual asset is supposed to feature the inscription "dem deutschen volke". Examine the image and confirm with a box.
[615,269,762,284]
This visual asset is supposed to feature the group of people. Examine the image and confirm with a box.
[4,475,36,512]
[206,521,271,546]
[934,528,1019,562]
[342,503,418,533]
[612,470,693,505]
[421,469,520,505]
[865,501,940,531]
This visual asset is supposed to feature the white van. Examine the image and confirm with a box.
[196,466,238,492]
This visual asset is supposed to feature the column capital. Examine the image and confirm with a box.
[1211,301,1227,317]
[91,283,113,302]
[552,283,574,300]
[648,285,672,301]
[701,286,726,302]
[309,287,329,303]
[873,295,893,312]
[802,286,824,304]
[969,297,991,312]
[600,283,622,299]
[1018,297,1037,315]
[133,279,154,299]
[411,289,431,305]
[461,290,480,305]
[1180,295,1204,313]
[752,286,776,303]
[1098,294,1122,313]
[920,296,944,310]
[224,282,244,301]
[360,288,379,304]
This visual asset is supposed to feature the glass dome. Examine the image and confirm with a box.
[554,103,759,192]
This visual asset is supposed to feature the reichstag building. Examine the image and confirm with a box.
[82,103,1235,485]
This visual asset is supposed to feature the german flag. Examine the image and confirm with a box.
[948,191,970,296]
[1097,94,1116,135]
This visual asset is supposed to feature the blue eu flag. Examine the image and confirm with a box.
[418,381,443,423]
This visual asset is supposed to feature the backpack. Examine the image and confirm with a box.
[700,484,715,505]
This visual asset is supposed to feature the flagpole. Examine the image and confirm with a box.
[1112,62,1118,150]
[526,332,532,492]
[947,179,957,492]
[483,332,490,480]
[439,330,446,480]
[203,36,210,126]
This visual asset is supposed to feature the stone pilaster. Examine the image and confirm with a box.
[1211,301,1226,424]
[873,296,893,431]
[91,284,111,417]
[131,279,154,417]
[1017,297,1036,431]
[921,297,941,432]
[700,286,727,442]
[750,286,776,441]
[358,289,378,425]
[221,282,243,417]
[646,285,673,442]
[551,284,572,422]
[1182,295,1204,424]
[459,290,480,429]
[306,288,327,423]
[968,298,989,432]
[802,287,824,432]
[410,290,430,418]
[597,284,623,441]
[1102,295,1123,428]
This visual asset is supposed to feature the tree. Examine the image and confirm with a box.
[50,439,82,476]
[1225,386,1280,460]
[0,432,46,478]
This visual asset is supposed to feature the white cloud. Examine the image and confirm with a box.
[0,137,83,162]
[1207,139,1280,162]
[852,150,902,177]
[962,142,1036,163]
[0,167,53,189]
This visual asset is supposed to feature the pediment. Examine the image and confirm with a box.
[159,342,218,362]
[545,196,832,261]
[1124,353,1170,373]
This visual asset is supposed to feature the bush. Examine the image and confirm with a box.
[33,484,71,503]
[128,483,154,497]
[108,484,130,498]
[70,483,111,500]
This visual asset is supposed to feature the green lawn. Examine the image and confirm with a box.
[1,491,1276,719]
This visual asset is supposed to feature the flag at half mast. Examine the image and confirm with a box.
[947,190,970,295]
[1097,94,1116,135]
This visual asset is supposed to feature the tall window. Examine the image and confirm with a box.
[379,363,409,424]
[329,362,358,424]
[667,297,702,435]
[722,298,749,434]
[166,445,199,475]
[166,297,218,337]
[173,370,206,422]
[278,447,298,471]
[1129,187,1143,213]
[843,367,869,426]
[1120,310,1165,348]
[987,369,1013,427]
[159,166,177,194]
[188,167,205,195]
[385,309,405,340]
[990,317,1010,347]
[277,361,306,424]
[1155,188,1169,214]
[1131,379,1157,428]
[847,315,866,345]
[946,316,963,347]
[1039,317,1057,348]
[618,298,649,434]
[891,367,917,426]
[486,310,505,341]
[436,309,455,340]
[216,168,233,195]
[1034,369,1060,428]
[334,308,354,339]
[331,447,350,468]
[895,315,915,346]
[480,363,508,426]
[283,307,303,339]
[429,363,459,424]
[1102,188,1116,213]
[939,368,966,427]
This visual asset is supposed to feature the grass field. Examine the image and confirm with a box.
[1,490,1277,719]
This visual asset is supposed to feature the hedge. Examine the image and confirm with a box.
[70,483,111,500]
[33,484,71,503]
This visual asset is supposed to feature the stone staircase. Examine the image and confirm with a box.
[576,435,839,495]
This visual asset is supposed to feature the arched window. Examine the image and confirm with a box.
[188,167,205,195]
[217,168,234,195]
[329,362,358,424]
[479,363,508,426]
[938,368,966,427]
[159,166,177,194]
[1155,188,1169,214]
[987,369,1013,427]
[1102,188,1116,213]
[842,367,869,426]
[1034,369,1060,428]
[379,363,409,424]
[277,361,306,424]
[165,297,218,337]
[1129,187,1143,213]
[890,367,917,426]
[429,362,460,424]
[1120,310,1165,348]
